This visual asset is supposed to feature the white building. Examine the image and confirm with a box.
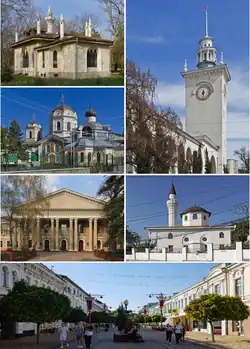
[11,7,113,79]
[0,263,107,338]
[146,263,250,336]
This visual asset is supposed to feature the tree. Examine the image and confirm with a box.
[65,14,100,33]
[126,226,141,247]
[231,203,249,243]
[185,294,249,343]
[204,148,211,173]
[0,280,71,344]
[234,146,249,173]
[63,307,87,323]
[126,61,183,173]
[7,119,26,153]
[115,305,128,331]
[196,145,203,173]
[97,176,124,249]
[151,314,166,324]
[1,176,49,249]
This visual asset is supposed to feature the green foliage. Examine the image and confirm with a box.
[1,127,9,151]
[91,311,113,323]
[151,314,166,324]
[232,219,249,243]
[33,77,46,86]
[1,66,13,83]
[98,176,124,249]
[193,146,203,173]
[205,148,212,173]
[63,307,87,323]
[126,227,141,247]
[185,294,249,342]
[7,119,25,153]
[115,305,128,331]
[0,280,71,343]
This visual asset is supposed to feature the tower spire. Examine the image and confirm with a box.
[205,6,208,37]
[32,112,36,121]
[61,93,64,104]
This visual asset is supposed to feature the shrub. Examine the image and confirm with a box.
[33,77,46,86]
[1,66,13,83]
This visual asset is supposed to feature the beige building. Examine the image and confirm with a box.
[11,7,113,79]
[1,188,109,252]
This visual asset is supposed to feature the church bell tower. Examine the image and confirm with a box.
[181,7,231,173]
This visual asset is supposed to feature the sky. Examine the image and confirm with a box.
[126,175,249,239]
[42,175,106,197]
[43,262,216,311]
[33,0,112,39]
[1,88,124,136]
[127,0,249,160]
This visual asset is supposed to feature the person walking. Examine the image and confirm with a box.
[58,323,69,349]
[84,324,93,349]
[166,323,173,344]
[174,322,183,344]
[181,323,186,342]
[74,323,83,348]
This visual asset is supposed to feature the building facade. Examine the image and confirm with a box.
[11,7,113,79]
[146,263,250,336]
[1,188,109,252]
[0,263,107,337]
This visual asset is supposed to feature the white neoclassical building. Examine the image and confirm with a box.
[127,9,238,174]
[145,263,250,337]
[11,7,113,79]
[126,183,250,262]
[0,263,107,338]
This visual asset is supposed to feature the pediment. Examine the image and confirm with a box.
[43,189,105,210]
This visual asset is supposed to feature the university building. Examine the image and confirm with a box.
[1,188,109,252]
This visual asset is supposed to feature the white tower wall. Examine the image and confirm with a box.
[167,193,178,227]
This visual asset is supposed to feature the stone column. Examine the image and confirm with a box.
[17,225,21,250]
[36,218,40,250]
[69,219,73,251]
[74,219,78,251]
[55,218,59,251]
[50,218,54,249]
[93,219,98,250]
[88,218,93,251]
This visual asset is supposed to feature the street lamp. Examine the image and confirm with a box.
[124,299,129,311]
[86,293,104,324]
[147,293,167,327]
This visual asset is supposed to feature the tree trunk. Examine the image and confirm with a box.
[209,322,215,343]
[37,323,40,344]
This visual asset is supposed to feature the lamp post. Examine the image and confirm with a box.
[147,293,167,327]
[86,293,104,324]
[124,299,129,311]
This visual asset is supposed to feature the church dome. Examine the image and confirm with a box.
[85,105,96,117]
[52,104,75,112]
[26,120,41,128]
[180,206,211,217]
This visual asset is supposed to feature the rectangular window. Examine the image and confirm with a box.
[61,224,67,235]
[235,278,242,297]
[214,284,220,294]
[168,245,173,252]
[7,241,11,247]
[42,51,45,68]
[0,241,2,248]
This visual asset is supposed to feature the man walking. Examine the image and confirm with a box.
[174,321,183,344]
[166,323,173,344]
[58,323,69,349]
[84,323,93,349]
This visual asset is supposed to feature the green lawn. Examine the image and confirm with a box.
[3,74,124,86]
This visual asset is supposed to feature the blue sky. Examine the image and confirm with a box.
[33,0,112,39]
[44,262,215,311]
[126,175,249,239]
[1,88,124,136]
[127,0,249,159]
[42,175,106,197]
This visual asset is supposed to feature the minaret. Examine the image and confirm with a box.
[166,183,178,227]
[85,17,92,37]
[45,6,55,34]
[197,7,217,69]
[15,30,19,42]
[60,14,64,39]
[37,12,41,35]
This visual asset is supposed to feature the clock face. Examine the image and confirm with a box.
[196,83,213,101]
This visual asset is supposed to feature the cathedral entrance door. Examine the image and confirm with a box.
[61,239,67,251]
[44,239,50,251]
[79,240,84,251]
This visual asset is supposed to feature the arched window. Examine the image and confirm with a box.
[55,144,60,153]
[204,215,207,220]
[67,122,71,131]
[87,49,97,68]
[53,50,58,68]
[88,152,91,166]
[29,130,32,138]
[12,271,18,285]
[22,49,29,68]
[204,53,207,61]
[28,240,32,248]
[57,121,61,131]
[168,233,173,239]
[97,152,101,163]
[46,144,50,153]
[219,232,224,239]
[32,52,34,67]
[193,214,198,219]
[80,152,84,162]
[2,266,9,287]
[42,51,45,68]
[83,126,92,137]
[184,215,188,221]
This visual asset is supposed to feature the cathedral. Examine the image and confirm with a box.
[25,95,124,169]
[11,6,113,79]
[145,183,235,252]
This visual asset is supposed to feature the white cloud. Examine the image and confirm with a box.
[45,175,61,193]
[228,67,249,111]
[129,36,166,44]
[156,81,184,109]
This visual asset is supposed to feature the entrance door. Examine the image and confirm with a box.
[44,239,50,251]
[79,240,84,251]
[61,239,67,251]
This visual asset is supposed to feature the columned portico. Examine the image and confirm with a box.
[89,218,93,251]
[74,218,78,251]
[50,218,54,249]
[55,218,59,251]
[69,218,73,251]
[93,218,98,250]
[36,218,40,248]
